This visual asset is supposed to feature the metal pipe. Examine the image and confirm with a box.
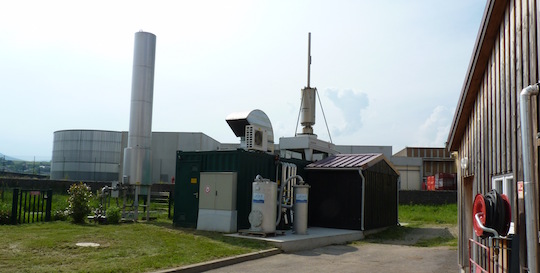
[358,168,365,231]
[474,213,499,238]
[276,174,304,226]
[519,83,540,273]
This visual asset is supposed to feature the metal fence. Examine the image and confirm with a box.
[469,237,517,273]
[11,189,52,224]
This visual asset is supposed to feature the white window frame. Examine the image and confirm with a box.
[492,174,515,234]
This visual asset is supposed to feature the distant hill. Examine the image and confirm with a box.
[0,153,22,161]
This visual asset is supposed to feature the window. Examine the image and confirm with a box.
[492,174,515,234]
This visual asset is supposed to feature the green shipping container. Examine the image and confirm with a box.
[173,149,308,229]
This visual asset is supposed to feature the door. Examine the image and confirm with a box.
[176,160,200,227]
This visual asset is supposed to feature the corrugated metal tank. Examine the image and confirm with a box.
[174,150,309,229]
[51,130,126,181]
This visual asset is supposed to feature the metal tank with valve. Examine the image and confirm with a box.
[248,175,277,233]
[247,174,310,236]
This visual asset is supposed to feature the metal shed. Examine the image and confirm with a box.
[173,149,309,230]
[305,153,400,230]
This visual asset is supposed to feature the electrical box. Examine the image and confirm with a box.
[197,172,238,232]
[199,172,237,210]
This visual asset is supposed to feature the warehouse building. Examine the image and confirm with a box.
[50,129,220,183]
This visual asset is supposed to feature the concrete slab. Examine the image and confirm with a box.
[226,227,364,252]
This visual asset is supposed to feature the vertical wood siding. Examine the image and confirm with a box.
[456,0,538,268]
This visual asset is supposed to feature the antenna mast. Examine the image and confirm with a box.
[307,32,311,88]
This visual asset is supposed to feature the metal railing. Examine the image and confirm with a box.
[469,237,514,273]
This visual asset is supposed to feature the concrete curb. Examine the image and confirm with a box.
[149,248,282,273]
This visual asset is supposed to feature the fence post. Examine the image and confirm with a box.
[11,189,19,225]
[45,190,52,221]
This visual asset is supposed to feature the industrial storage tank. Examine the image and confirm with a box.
[249,178,277,233]
[51,130,126,181]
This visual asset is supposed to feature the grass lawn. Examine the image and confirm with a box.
[0,219,270,273]
[365,203,458,248]
[399,203,458,226]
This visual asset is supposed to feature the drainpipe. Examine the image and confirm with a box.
[519,83,540,273]
[359,168,365,231]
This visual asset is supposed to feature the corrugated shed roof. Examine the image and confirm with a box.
[306,153,399,175]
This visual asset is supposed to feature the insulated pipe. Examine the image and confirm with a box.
[519,83,540,273]
[276,174,305,226]
[359,168,365,231]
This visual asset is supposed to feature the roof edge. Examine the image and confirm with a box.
[447,0,508,151]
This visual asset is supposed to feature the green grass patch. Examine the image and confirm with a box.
[363,203,458,248]
[414,236,457,248]
[365,225,412,241]
[0,220,270,273]
[399,203,457,226]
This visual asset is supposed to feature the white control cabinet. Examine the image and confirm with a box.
[197,172,237,233]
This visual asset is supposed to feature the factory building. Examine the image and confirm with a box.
[50,130,220,183]
[51,129,436,192]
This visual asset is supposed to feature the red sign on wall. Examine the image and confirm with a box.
[517,181,524,199]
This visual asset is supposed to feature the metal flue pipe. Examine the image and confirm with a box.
[519,83,540,273]
[123,31,156,186]
[123,31,156,220]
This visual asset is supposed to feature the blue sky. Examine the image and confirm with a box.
[0,0,486,161]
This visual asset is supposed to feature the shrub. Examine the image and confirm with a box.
[52,209,69,221]
[106,206,121,224]
[0,202,10,225]
[68,183,92,224]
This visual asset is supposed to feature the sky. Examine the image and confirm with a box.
[0,0,487,161]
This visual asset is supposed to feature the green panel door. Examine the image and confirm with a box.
[175,160,200,227]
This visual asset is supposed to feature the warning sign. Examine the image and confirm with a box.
[518,181,524,199]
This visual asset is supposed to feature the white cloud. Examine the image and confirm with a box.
[415,106,454,148]
[0,0,486,159]
[323,89,369,137]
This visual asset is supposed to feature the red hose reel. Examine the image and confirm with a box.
[473,190,511,238]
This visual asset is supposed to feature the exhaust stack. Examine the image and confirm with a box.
[123,31,156,186]
[122,31,156,219]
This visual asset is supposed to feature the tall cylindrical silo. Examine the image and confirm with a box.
[123,31,156,186]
